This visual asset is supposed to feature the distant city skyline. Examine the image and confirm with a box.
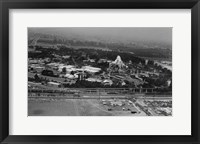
[29,27,172,46]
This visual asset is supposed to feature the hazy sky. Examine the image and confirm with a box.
[30,27,172,45]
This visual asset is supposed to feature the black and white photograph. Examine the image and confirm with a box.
[28,27,172,116]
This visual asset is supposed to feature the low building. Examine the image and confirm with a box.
[47,63,60,69]
[103,79,113,86]
[62,55,71,59]
[110,101,123,106]
[98,58,108,63]
[29,59,40,64]
[47,82,60,87]
[34,66,45,72]
[82,66,101,74]
[83,59,95,63]
[85,78,102,83]
[64,73,78,79]
[58,65,76,73]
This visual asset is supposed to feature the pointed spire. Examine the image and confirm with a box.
[113,55,125,68]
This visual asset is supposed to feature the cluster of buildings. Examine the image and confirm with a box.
[28,53,172,89]
[144,100,172,116]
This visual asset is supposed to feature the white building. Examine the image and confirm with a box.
[47,82,60,87]
[58,65,76,73]
[103,79,113,85]
[85,78,102,83]
[64,73,78,79]
[82,66,101,73]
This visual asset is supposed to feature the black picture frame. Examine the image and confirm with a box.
[0,0,199,144]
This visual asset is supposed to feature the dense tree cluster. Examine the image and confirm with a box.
[28,44,172,90]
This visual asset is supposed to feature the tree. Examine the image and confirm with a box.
[34,74,40,82]
[62,67,67,73]
[70,71,75,75]
[42,70,54,77]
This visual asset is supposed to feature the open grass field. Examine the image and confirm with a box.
[28,99,113,116]
[28,98,141,116]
